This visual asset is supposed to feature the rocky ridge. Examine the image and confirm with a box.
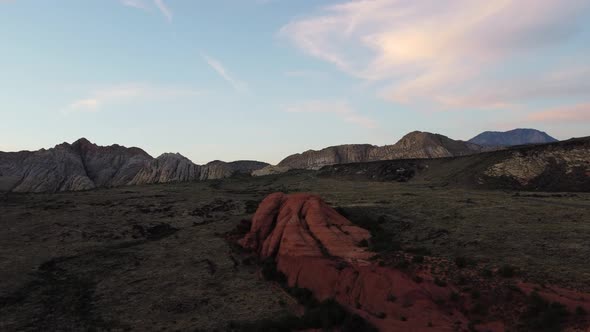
[274,131,483,171]
[318,137,590,192]
[0,138,268,193]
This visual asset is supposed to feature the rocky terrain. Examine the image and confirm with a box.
[1,168,589,331]
[0,138,268,193]
[238,193,590,332]
[275,131,482,171]
[319,137,590,192]
[469,128,558,147]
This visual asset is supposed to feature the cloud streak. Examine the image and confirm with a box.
[64,83,204,114]
[528,103,590,124]
[285,100,377,129]
[120,0,172,22]
[281,0,590,109]
[202,54,248,93]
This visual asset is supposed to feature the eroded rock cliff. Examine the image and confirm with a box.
[0,139,268,193]
[276,131,482,171]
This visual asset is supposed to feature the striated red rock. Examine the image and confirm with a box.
[240,193,471,332]
[241,193,590,331]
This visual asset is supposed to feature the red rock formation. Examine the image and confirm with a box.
[240,193,472,332]
[241,193,590,331]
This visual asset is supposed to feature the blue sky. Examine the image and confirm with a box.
[1,0,589,164]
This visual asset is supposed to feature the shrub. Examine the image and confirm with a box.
[434,277,447,287]
[261,259,287,284]
[405,247,432,255]
[455,256,469,268]
[369,227,401,253]
[471,302,488,315]
[498,265,517,278]
[480,268,493,278]
[396,259,410,269]
[575,306,587,316]
[519,292,569,332]
[412,255,425,263]
[288,287,316,307]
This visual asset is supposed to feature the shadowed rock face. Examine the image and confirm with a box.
[129,153,200,185]
[200,160,270,181]
[0,139,268,193]
[276,131,482,171]
[468,128,558,147]
[277,144,376,170]
[71,138,153,188]
[240,193,470,332]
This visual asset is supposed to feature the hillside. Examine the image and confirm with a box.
[0,138,268,193]
[276,131,482,170]
[319,137,590,192]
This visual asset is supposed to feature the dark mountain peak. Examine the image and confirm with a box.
[157,152,192,161]
[73,137,93,145]
[469,129,558,147]
[395,131,460,147]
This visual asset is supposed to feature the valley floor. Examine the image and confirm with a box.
[1,172,589,330]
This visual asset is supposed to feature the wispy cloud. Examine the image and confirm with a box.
[153,0,172,22]
[120,0,148,10]
[285,100,377,129]
[202,54,248,93]
[284,70,329,80]
[528,103,590,123]
[281,0,590,109]
[120,0,172,22]
[64,83,204,114]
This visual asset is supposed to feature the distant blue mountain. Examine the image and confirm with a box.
[468,129,558,147]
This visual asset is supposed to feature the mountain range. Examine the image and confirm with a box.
[274,131,483,171]
[0,129,569,193]
[0,138,268,193]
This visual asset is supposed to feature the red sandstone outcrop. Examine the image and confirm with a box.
[240,193,590,332]
[240,193,471,332]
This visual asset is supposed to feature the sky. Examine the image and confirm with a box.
[1,0,589,164]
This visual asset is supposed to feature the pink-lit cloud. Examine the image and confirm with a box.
[528,104,590,123]
[281,0,590,109]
